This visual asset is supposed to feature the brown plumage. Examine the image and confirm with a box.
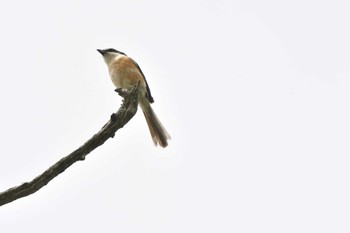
[139,98,170,147]
[98,48,170,147]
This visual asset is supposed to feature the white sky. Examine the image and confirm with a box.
[0,0,350,232]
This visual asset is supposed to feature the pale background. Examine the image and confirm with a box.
[0,0,349,232]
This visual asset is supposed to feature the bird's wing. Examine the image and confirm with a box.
[130,58,154,103]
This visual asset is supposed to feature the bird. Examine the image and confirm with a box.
[97,48,170,148]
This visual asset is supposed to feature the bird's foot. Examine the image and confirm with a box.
[115,88,131,98]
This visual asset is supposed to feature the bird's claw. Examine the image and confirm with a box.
[115,88,130,97]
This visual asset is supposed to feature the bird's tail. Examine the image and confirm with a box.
[140,101,170,148]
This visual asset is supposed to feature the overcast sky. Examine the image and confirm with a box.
[0,0,350,232]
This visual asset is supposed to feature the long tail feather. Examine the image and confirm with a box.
[140,102,170,148]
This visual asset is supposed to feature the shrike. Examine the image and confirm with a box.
[97,48,170,148]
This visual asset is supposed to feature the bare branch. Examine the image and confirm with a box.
[0,83,140,207]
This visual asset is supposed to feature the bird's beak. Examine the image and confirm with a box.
[97,49,104,55]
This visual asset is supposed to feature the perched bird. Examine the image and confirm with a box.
[97,48,170,148]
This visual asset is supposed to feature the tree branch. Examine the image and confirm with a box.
[0,84,140,207]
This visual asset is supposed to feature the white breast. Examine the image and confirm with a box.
[108,56,125,88]
[107,55,147,95]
